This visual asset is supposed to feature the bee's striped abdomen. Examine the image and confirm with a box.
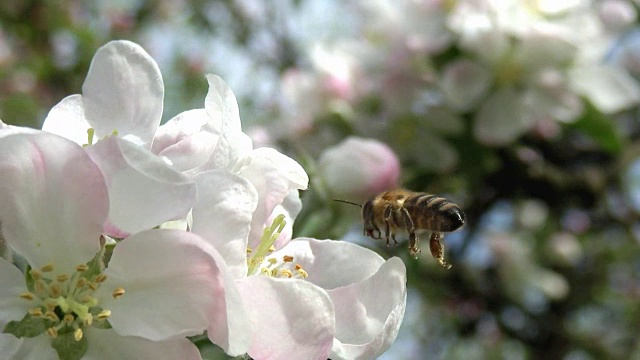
[404,194,465,232]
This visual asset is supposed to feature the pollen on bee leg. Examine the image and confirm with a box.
[429,232,452,269]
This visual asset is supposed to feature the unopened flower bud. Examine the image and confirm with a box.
[318,137,400,201]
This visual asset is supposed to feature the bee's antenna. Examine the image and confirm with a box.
[334,199,362,208]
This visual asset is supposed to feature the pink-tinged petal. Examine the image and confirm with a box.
[152,109,221,172]
[0,133,108,271]
[99,229,250,350]
[86,137,195,236]
[204,74,241,133]
[272,238,385,289]
[41,94,90,145]
[8,335,58,359]
[237,276,335,360]
[0,259,30,326]
[191,170,258,279]
[239,150,308,247]
[83,328,201,360]
[328,257,407,360]
[82,40,164,149]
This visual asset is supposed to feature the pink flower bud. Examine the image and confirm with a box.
[318,137,400,201]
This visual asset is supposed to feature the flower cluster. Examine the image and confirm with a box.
[276,0,640,170]
[0,40,407,360]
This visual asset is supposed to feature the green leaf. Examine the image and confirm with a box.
[570,102,623,154]
[52,332,88,360]
[3,313,49,338]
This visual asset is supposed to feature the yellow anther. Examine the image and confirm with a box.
[268,245,276,252]
[88,282,98,291]
[49,283,63,298]
[28,308,43,317]
[41,264,54,272]
[84,314,93,326]
[30,269,42,280]
[19,292,35,301]
[63,313,75,324]
[283,255,294,263]
[44,310,59,322]
[76,277,88,288]
[246,247,253,254]
[47,327,58,338]
[34,280,47,295]
[56,274,69,282]
[267,258,278,265]
[112,287,125,299]
[270,268,278,277]
[280,269,293,278]
[296,268,309,278]
[74,328,84,341]
[76,264,89,272]
[95,274,107,283]
[97,310,111,320]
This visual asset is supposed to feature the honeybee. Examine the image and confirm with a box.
[338,189,465,269]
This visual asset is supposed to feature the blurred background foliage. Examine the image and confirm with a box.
[2,0,640,359]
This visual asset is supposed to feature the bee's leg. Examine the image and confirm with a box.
[383,205,393,246]
[400,208,417,256]
[429,232,452,269]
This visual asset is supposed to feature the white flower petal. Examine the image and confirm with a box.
[83,328,201,360]
[237,276,335,360]
[196,129,253,174]
[250,148,309,190]
[8,335,58,359]
[272,190,304,249]
[0,132,108,270]
[86,137,195,236]
[271,238,385,290]
[328,257,407,360]
[191,170,258,279]
[100,229,244,343]
[204,74,241,133]
[41,94,90,145]
[239,149,309,247]
[82,40,164,149]
[474,88,535,145]
[570,65,640,113]
[441,59,492,111]
[0,259,30,325]
[0,333,23,359]
[152,109,221,172]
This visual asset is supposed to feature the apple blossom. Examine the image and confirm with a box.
[0,132,250,359]
[189,170,407,360]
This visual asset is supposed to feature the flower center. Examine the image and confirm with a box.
[4,237,125,357]
[246,215,309,279]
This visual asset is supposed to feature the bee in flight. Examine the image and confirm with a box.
[337,189,465,269]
